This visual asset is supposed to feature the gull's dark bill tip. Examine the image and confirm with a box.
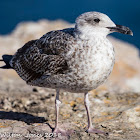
[107,24,133,36]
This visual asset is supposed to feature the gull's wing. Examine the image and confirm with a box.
[10,28,75,83]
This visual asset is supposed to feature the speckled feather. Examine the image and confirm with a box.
[2,11,133,135]
[10,12,116,93]
[10,29,74,83]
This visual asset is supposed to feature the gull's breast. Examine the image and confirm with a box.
[67,38,115,92]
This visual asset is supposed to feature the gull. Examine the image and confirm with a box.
[0,12,133,136]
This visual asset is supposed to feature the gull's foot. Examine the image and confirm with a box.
[85,127,109,136]
[53,127,74,137]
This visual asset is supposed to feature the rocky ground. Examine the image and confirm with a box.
[0,20,140,140]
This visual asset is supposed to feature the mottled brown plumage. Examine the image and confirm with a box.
[1,12,132,136]
[10,28,74,84]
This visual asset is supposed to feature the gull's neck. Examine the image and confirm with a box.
[74,25,107,40]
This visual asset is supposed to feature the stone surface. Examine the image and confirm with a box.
[0,19,140,93]
[0,20,140,140]
[0,91,139,139]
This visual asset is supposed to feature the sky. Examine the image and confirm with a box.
[0,0,139,49]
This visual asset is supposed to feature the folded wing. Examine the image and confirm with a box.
[10,28,74,83]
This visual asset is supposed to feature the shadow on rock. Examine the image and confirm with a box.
[0,111,46,124]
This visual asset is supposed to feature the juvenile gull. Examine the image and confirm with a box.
[0,12,133,135]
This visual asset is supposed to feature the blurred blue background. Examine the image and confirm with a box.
[0,0,139,49]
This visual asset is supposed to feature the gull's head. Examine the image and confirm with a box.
[75,12,133,37]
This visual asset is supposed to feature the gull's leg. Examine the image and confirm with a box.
[53,89,73,136]
[54,89,61,130]
[84,92,108,135]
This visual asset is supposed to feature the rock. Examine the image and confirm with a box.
[0,20,72,56]
[0,89,139,139]
[0,19,140,139]
[105,37,140,93]
[0,19,140,93]
[123,105,140,129]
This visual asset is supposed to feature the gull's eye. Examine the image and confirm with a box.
[94,18,100,23]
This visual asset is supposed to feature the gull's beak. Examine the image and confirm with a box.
[107,24,133,36]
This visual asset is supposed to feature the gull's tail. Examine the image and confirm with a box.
[0,55,13,69]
